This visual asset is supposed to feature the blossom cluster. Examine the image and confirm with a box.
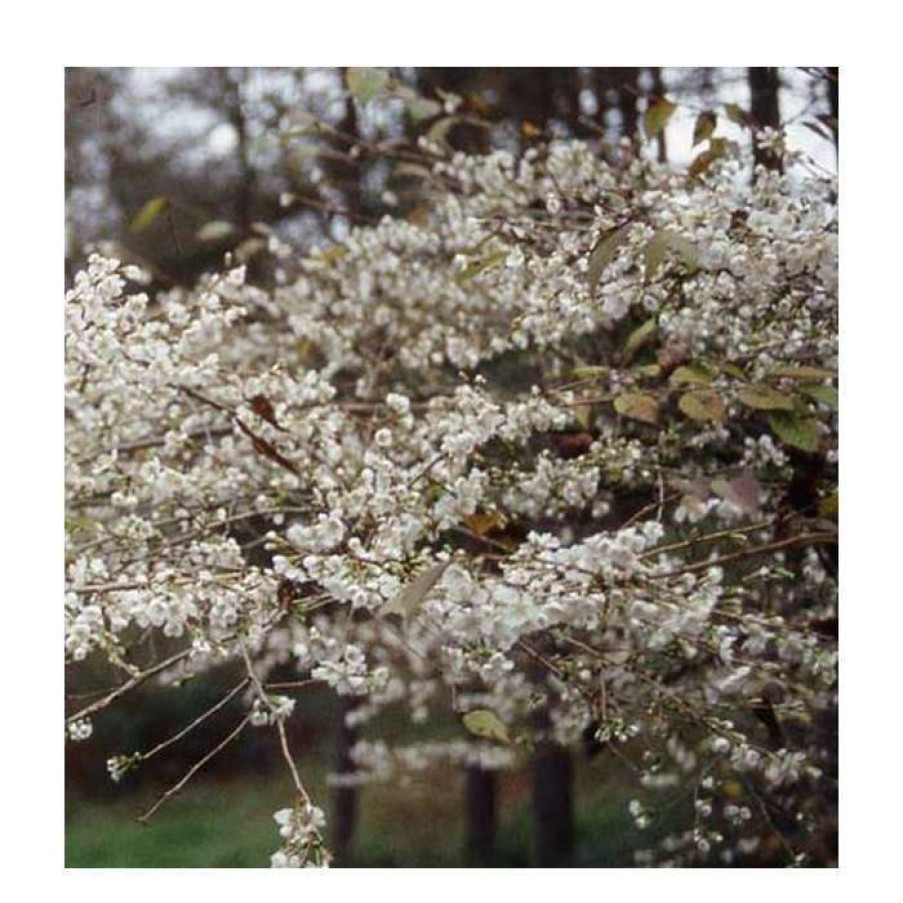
[270,803,330,868]
[65,130,837,866]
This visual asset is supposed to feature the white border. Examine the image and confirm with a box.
[3,2,899,899]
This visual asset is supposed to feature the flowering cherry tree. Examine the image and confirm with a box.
[65,109,837,867]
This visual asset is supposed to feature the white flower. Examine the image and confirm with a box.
[756,126,785,155]
[67,718,93,742]
[271,695,296,722]
[106,754,135,782]
[711,737,731,755]
[441,564,474,602]
[251,695,296,727]
[386,392,411,415]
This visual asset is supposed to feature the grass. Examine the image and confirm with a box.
[66,776,300,867]
[66,748,690,868]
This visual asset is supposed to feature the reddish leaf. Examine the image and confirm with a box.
[249,394,284,430]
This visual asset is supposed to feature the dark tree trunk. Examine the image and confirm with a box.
[329,75,364,219]
[531,703,574,867]
[827,67,839,150]
[330,697,359,865]
[533,741,574,867]
[464,764,498,865]
[221,69,256,234]
[651,68,668,163]
[615,67,640,141]
[748,67,783,172]
[548,69,582,134]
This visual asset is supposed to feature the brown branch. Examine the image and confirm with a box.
[138,678,250,764]
[641,519,775,558]
[239,641,311,805]
[137,714,251,824]
[67,647,193,724]
[651,532,837,579]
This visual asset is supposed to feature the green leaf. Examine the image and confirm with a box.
[66,515,97,533]
[800,384,838,409]
[587,224,630,296]
[383,561,450,619]
[769,411,821,452]
[454,250,507,285]
[571,365,609,380]
[235,237,266,263]
[693,111,717,146]
[818,492,839,520]
[720,362,747,380]
[737,386,796,411]
[316,244,348,264]
[678,389,726,422]
[573,400,593,429]
[644,229,699,282]
[345,67,389,103]
[687,137,736,181]
[724,103,750,128]
[688,147,719,180]
[766,365,837,381]
[644,231,668,281]
[427,115,463,146]
[614,392,659,425]
[462,710,511,744]
[408,97,443,121]
[195,220,235,242]
[621,317,657,364]
[669,363,715,386]
[393,84,443,121]
[644,98,677,140]
[130,196,168,233]
[665,231,700,272]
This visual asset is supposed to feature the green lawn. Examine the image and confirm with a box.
[66,750,687,868]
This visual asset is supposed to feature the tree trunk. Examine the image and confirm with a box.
[532,705,574,867]
[464,764,498,865]
[651,68,668,163]
[221,68,256,234]
[615,68,640,142]
[748,67,783,173]
[827,67,839,150]
[330,697,359,865]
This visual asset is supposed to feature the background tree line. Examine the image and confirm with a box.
[65,67,837,288]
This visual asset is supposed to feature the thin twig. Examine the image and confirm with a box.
[641,519,775,558]
[137,714,250,824]
[276,719,310,804]
[619,491,682,528]
[239,641,311,804]
[651,532,837,579]
[67,647,193,724]
[139,678,250,764]
[264,679,324,691]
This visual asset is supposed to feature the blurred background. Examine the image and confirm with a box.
[65,67,837,287]
[67,660,681,867]
[65,67,838,867]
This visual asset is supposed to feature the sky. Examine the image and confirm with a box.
[121,66,837,175]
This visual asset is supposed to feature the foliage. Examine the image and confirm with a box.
[65,103,838,867]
